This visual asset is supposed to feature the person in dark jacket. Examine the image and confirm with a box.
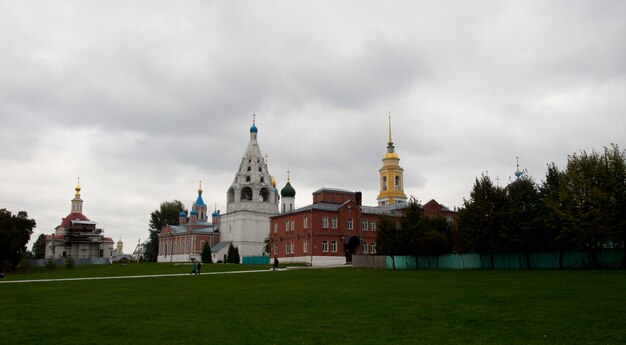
[273,256,279,271]
[197,262,202,275]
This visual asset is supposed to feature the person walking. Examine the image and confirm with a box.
[197,262,202,275]
[273,256,279,271]
[190,261,197,275]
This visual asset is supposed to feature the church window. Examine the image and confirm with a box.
[347,218,353,230]
[241,187,253,201]
[247,166,251,171]
[260,188,270,201]
[331,241,337,253]
[285,243,289,254]
[285,220,289,231]
[273,244,278,256]
[260,176,264,183]
[395,176,401,190]
[246,175,251,182]
[282,204,285,213]
[290,220,294,231]
[322,217,329,228]
[331,217,337,229]
[258,166,262,172]
[383,176,388,191]
[322,241,329,253]
[290,242,295,254]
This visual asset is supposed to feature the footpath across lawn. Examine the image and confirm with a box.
[1,267,624,344]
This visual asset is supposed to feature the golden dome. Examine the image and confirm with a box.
[271,176,277,188]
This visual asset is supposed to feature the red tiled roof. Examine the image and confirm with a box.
[59,212,90,228]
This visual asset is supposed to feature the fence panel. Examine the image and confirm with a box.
[242,255,270,265]
[380,249,623,270]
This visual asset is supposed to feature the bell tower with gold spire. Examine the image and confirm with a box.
[377,113,407,206]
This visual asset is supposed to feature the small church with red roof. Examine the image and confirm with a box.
[45,179,114,262]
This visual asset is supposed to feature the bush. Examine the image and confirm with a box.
[201,243,213,264]
[19,260,31,274]
[65,257,75,270]
[45,259,56,270]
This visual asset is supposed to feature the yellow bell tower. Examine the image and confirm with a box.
[377,113,407,206]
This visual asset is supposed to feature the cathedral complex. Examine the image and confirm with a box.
[156,114,457,265]
[45,180,114,262]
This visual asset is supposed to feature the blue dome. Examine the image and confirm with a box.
[515,169,523,178]
[212,210,219,217]
[190,210,198,216]
[179,211,186,217]
[250,124,258,133]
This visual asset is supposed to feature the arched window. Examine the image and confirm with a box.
[241,187,253,201]
[247,166,251,171]
[260,187,270,202]
[246,175,251,182]
[260,176,264,183]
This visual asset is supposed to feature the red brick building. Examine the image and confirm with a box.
[270,188,458,266]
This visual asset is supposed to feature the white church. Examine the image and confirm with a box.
[157,116,280,263]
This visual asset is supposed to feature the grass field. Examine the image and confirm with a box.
[1,264,625,344]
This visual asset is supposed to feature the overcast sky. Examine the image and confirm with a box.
[1,1,624,252]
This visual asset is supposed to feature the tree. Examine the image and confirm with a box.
[558,145,626,268]
[539,162,570,267]
[376,215,400,269]
[32,233,46,259]
[603,144,626,268]
[458,174,507,268]
[262,235,271,256]
[201,242,212,264]
[0,209,36,270]
[145,200,185,262]
[226,244,240,264]
[401,197,426,269]
[501,176,542,267]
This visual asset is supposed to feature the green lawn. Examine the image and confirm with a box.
[1,265,624,344]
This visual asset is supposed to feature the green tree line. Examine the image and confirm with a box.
[377,144,626,269]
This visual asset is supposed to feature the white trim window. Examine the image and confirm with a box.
[371,222,377,231]
[331,217,337,229]
[322,217,329,229]
[274,223,278,233]
[303,216,308,229]
[290,242,295,254]
[285,243,289,254]
[285,220,289,232]
[331,240,337,253]
[362,242,368,254]
[290,220,295,231]
[322,240,329,253]
[371,243,376,254]
[303,240,308,253]
[347,218,353,230]
[362,220,368,231]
